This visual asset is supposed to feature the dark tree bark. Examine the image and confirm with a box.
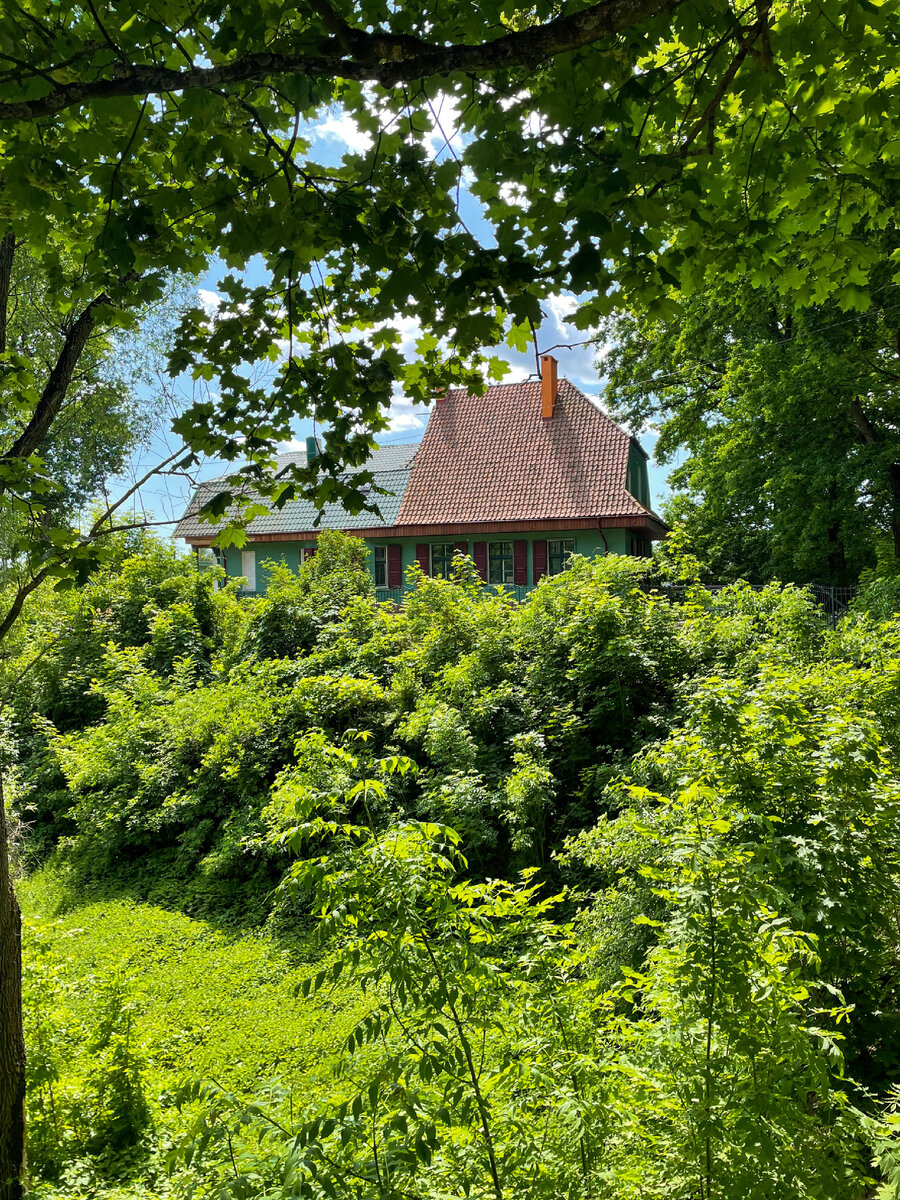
[848,399,900,560]
[0,293,107,466]
[0,768,25,1200]
[889,461,900,560]
[0,233,15,357]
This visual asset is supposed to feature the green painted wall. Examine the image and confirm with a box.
[625,441,651,509]
[216,529,638,596]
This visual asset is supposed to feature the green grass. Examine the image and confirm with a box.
[20,869,366,1198]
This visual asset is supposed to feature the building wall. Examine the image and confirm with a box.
[626,441,651,509]
[216,529,638,596]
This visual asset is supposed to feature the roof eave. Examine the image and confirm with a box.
[179,512,669,547]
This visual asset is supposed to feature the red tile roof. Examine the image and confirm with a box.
[396,379,652,527]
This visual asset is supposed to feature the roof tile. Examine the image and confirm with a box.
[396,379,649,526]
[174,448,417,541]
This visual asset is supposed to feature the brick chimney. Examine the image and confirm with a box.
[435,386,447,404]
[541,354,558,419]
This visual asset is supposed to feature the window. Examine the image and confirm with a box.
[240,549,257,592]
[373,545,387,588]
[488,541,515,585]
[430,544,455,579]
[300,546,317,564]
[547,539,574,576]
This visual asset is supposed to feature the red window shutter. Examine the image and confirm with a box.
[455,540,467,556]
[473,542,487,580]
[532,539,547,583]
[513,539,527,586]
[415,543,430,574]
[388,545,402,589]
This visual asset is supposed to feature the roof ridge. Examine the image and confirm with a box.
[439,377,636,444]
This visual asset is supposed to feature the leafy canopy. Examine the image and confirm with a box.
[1,0,899,533]
[602,265,900,582]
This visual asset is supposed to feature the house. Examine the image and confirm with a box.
[174,356,667,597]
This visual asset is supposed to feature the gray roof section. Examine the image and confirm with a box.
[174,444,418,541]
[271,443,418,475]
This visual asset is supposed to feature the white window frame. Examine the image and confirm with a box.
[241,549,257,592]
[488,541,515,585]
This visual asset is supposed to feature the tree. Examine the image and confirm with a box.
[1,0,900,1191]
[0,253,189,1198]
[601,267,900,583]
[0,2,899,536]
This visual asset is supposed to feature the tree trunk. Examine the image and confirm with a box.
[848,400,900,561]
[889,461,900,561]
[826,522,847,583]
[0,767,25,1200]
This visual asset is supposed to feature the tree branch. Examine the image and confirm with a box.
[0,291,110,465]
[0,568,51,647]
[0,0,681,121]
[849,398,879,446]
[306,0,357,56]
[680,18,764,156]
[88,445,188,536]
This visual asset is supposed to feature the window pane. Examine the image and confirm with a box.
[548,539,574,576]
[373,545,387,588]
[240,549,256,592]
[431,544,454,579]
[489,541,514,584]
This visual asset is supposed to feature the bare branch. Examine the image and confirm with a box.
[88,445,188,535]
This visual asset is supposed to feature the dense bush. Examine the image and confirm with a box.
[11,542,693,894]
[242,534,372,661]
[11,532,900,1198]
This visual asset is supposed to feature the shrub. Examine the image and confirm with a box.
[242,532,373,661]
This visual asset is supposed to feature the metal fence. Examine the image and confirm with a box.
[654,582,860,628]
[807,585,860,627]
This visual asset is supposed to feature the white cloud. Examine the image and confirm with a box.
[500,363,531,383]
[197,288,222,316]
[386,406,427,434]
[545,292,579,333]
[312,112,373,154]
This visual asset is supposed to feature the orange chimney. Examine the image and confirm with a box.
[435,386,446,404]
[541,355,558,419]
